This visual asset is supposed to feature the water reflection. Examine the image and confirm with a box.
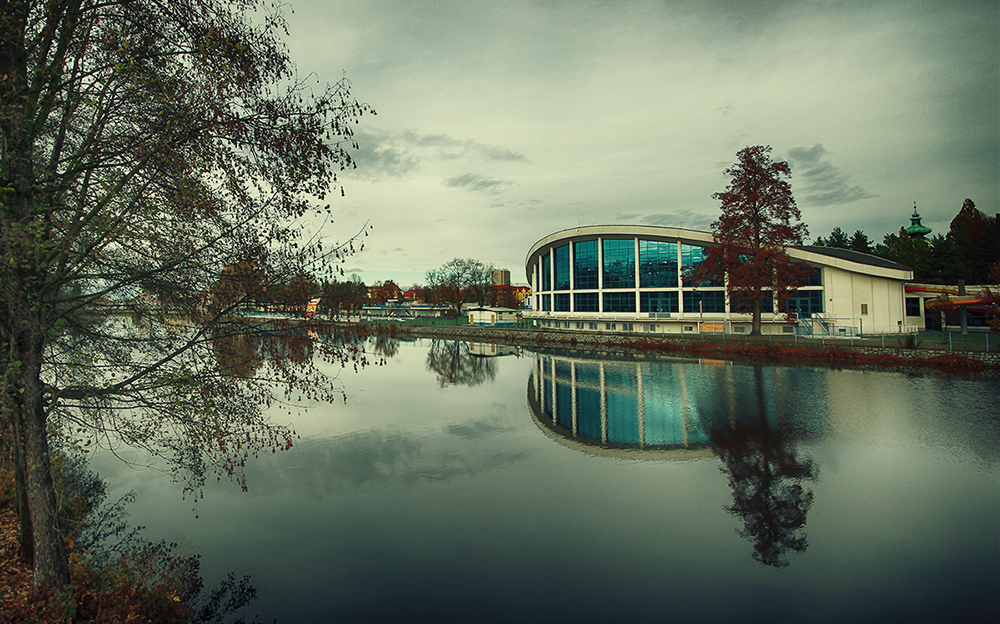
[426,339,497,386]
[372,335,400,358]
[707,365,817,568]
[528,350,821,567]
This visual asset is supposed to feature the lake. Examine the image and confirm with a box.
[89,337,999,623]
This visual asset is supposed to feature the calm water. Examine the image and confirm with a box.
[90,338,999,623]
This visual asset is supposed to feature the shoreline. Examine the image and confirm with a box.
[341,321,999,374]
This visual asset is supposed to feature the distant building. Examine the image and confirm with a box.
[468,306,519,326]
[492,269,511,286]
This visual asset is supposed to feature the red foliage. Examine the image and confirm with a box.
[691,146,813,334]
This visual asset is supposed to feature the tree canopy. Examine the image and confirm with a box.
[816,198,999,284]
[692,146,811,335]
[1,0,372,590]
[425,258,496,314]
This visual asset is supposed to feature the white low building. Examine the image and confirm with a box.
[525,225,915,337]
[468,306,520,327]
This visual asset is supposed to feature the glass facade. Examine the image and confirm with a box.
[683,290,726,313]
[805,266,822,286]
[783,290,823,315]
[574,292,598,312]
[603,291,636,313]
[554,293,570,312]
[681,244,722,286]
[574,240,599,289]
[639,240,678,288]
[602,239,635,289]
[640,291,679,313]
[541,252,551,292]
[554,245,570,290]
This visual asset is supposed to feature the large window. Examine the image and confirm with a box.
[639,240,678,288]
[640,291,679,313]
[681,244,722,286]
[805,266,822,286]
[574,240,599,289]
[574,292,598,312]
[603,291,636,313]
[554,293,570,312]
[905,297,920,317]
[541,294,551,311]
[782,290,823,315]
[683,290,726,313]
[554,245,570,290]
[603,239,635,289]
[540,253,551,291]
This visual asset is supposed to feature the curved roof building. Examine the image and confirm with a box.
[525,225,914,336]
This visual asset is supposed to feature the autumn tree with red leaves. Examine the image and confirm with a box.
[692,146,812,335]
[1,0,373,591]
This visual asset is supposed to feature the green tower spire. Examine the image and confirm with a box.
[905,202,932,239]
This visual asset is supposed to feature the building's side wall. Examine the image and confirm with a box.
[823,267,910,334]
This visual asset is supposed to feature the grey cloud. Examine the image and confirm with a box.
[443,173,513,195]
[410,132,528,163]
[349,129,528,180]
[786,144,876,207]
[642,210,715,231]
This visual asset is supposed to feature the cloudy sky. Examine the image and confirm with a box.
[283,0,998,286]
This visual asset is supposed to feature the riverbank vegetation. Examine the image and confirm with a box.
[0,447,259,623]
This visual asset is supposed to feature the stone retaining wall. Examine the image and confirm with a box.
[366,323,1000,370]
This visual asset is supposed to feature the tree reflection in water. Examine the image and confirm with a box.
[426,340,496,387]
[706,365,817,568]
[373,336,400,359]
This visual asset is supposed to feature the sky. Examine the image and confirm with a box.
[282,0,998,287]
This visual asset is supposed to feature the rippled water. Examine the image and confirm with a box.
[89,338,1000,623]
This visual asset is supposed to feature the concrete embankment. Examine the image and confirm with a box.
[351,322,1000,373]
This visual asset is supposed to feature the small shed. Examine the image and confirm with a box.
[468,306,519,327]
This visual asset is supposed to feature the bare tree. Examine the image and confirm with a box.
[1,0,372,589]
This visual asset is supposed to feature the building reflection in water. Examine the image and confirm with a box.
[527,349,819,567]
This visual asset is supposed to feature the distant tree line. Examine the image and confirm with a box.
[811,199,999,284]
[232,257,523,317]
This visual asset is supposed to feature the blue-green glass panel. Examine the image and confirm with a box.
[555,293,570,312]
[603,239,635,288]
[574,292,598,312]
[541,252,551,291]
[574,240,599,289]
[639,240,678,287]
[681,245,723,287]
[683,290,726,313]
[639,291,679,313]
[554,245,570,290]
[603,291,636,313]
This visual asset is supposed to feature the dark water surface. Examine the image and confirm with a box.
[90,339,999,623]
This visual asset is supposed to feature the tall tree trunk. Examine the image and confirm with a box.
[19,328,71,590]
[6,398,35,567]
[751,298,762,335]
